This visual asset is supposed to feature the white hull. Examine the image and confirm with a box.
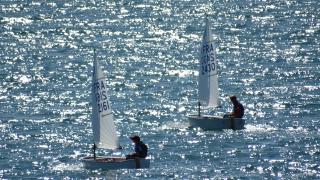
[82,156,150,170]
[188,115,245,130]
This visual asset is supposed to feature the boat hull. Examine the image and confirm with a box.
[188,115,245,130]
[81,156,150,170]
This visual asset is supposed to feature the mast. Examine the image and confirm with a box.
[93,49,97,159]
[198,101,201,117]
[93,143,97,159]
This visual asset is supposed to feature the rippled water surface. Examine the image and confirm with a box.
[1,0,319,179]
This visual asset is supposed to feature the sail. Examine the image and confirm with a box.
[91,50,120,149]
[198,17,219,107]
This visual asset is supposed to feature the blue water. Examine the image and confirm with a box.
[1,0,319,179]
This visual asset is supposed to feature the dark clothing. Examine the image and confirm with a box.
[134,141,148,158]
[233,101,244,118]
[126,141,148,159]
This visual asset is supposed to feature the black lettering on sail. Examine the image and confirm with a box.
[209,43,214,52]
[100,81,105,90]
[201,42,216,75]
[98,99,111,113]
[102,90,107,100]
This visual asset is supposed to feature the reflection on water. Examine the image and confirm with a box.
[0,0,319,179]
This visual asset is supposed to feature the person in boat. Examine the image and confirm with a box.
[126,135,148,159]
[224,95,244,118]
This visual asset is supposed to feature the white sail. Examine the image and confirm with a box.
[91,50,119,149]
[198,17,219,107]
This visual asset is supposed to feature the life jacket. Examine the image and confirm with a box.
[138,142,148,157]
[233,101,244,118]
[135,141,148,158]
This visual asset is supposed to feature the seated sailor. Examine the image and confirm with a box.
[224,95,244,118]
[126,135,148,159]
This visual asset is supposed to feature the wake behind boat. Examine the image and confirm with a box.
[187,17,245,130]
[81,50,150,170]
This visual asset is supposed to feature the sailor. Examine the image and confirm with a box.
[126,135,148,159]
[224,95,244,118]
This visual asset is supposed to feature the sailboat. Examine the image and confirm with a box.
[187,17,245,130]
[81,49,150,170]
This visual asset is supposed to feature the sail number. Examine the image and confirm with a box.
[93,81,111,113]
[201,43,216,75]
[96,91,110,113]
[98,101,110,113]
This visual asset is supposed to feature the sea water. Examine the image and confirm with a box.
[0,0,319,179]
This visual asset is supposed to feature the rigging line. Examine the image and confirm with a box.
[101,112,113,117]
[208,73,218,77]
